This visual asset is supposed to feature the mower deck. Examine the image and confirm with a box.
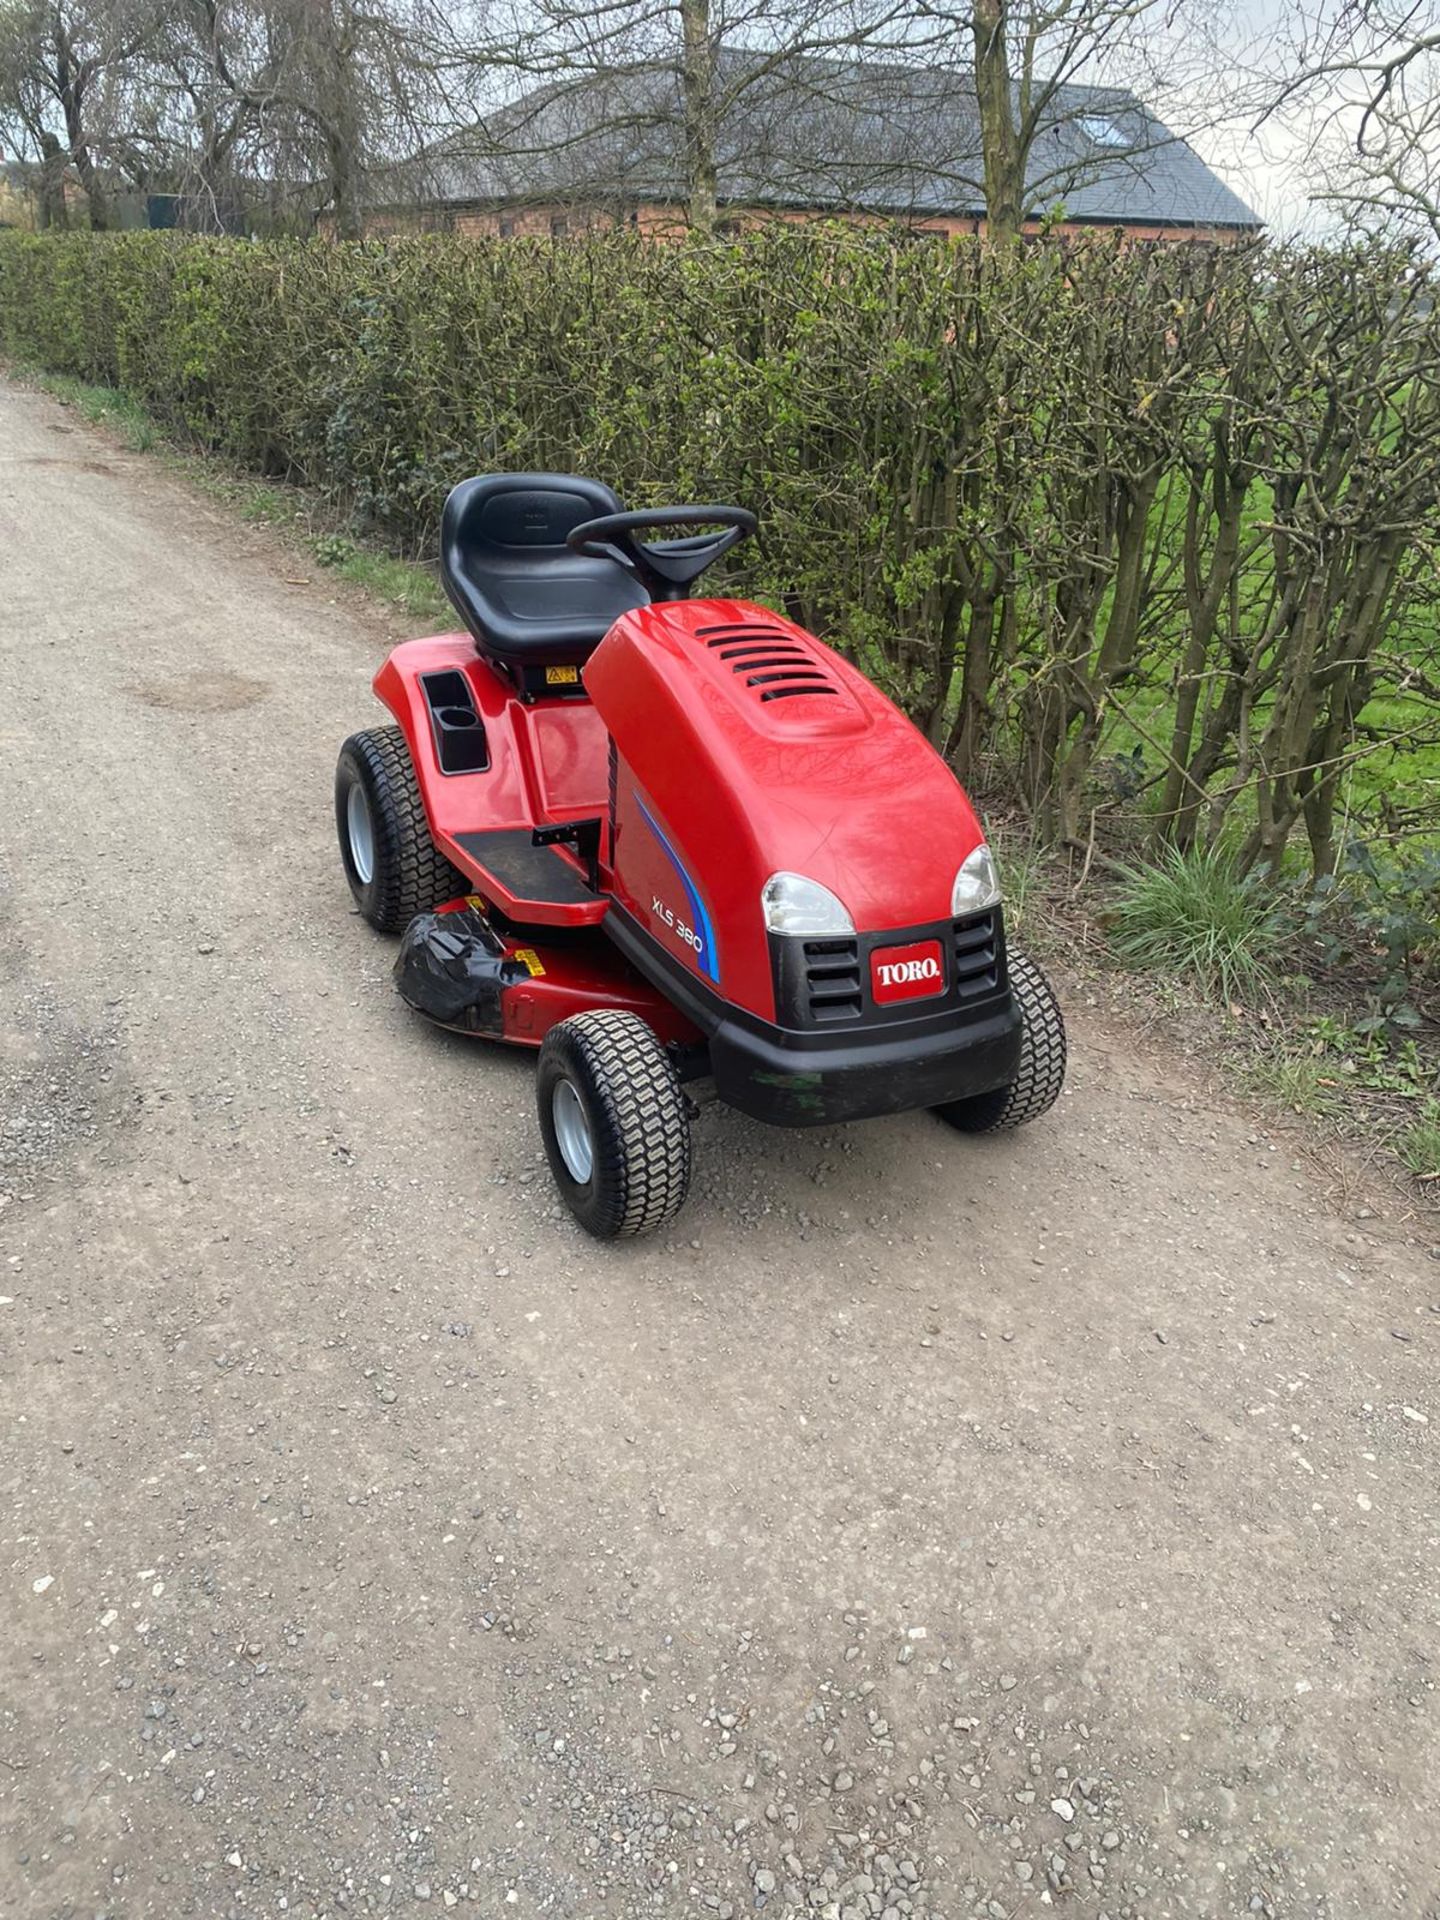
[400,899,702,1052]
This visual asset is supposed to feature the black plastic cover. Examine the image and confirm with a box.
[393,907,522,1031]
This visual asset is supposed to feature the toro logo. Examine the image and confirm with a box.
[870,938,947,1005]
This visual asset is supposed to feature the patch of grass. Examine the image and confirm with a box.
[1248,1051,1344,1120]
[311,535,446,622]
[1304,1017,1436,1097]
[1237,1012,1438,1193]
[239,486,288,524]
[1395,1104,1440,1181]
[991,833,1050,943]
[30,369,157,451]
[1109,842,1290,1004]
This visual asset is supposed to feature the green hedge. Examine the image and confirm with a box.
[2,227,1437,876]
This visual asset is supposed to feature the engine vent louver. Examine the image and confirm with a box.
[698,623,840,703]
[952,910,1000,1000]
[802,937,862,1023]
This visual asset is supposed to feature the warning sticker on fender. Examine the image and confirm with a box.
[545,665,579,686]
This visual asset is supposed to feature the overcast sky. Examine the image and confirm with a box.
[1188,102,1330,237]
[1162,0,1435,236]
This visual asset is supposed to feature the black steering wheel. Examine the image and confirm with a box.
[566,505,758,600]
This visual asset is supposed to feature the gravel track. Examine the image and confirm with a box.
[2,377,1439,1920]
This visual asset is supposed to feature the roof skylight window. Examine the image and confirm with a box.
[1078,114,1130,148]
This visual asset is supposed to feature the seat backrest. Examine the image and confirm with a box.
[444,473,624,558]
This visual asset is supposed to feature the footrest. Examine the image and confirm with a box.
[450,827,597,912]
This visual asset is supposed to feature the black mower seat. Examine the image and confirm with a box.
[440,473,650,669]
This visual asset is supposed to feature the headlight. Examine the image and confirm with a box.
[761,872,855,936]
[951,843,1001,917]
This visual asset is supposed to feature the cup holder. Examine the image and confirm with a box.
[421,674,490,774]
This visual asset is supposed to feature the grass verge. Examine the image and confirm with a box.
[993,827,1437,1207]
[1396,1106,1440,1183]
[33,371,158,451]
[309,534,447,623]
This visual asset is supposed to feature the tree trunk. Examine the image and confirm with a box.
[326,117,362,238]
[1160,472,1243,846]
[680,0,717,236]
[315,0,364,238]
[195,113,242,232]
[948,591,995,774]
[53,21,110,230]
[37,132,69,229]
[72,145,111,230]
[971,0,1024,242]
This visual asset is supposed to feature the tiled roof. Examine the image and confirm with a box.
[415,50,1258,229]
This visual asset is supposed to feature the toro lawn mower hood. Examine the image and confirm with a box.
[585,596,988,1016]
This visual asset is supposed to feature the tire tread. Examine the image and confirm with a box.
[538,1011,692,1237]
[936,948,1066,1133]
[337,725,466,932]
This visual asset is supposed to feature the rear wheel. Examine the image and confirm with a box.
[537,1011,692,1238]
[335,725,466,933]
[934,948,1066,1133]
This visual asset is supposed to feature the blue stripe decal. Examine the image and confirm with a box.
[635,794,720,984]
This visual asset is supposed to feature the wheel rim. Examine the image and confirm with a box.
[552,1079,594,1185]
[346,781,375,885]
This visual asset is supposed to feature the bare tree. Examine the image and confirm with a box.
[141,0,280,226]
[895,0,1244,242]
[1247,0,1440,245]
[0,0,1248,240]
[0,0,160,226]
[463,0,919,238]
[0,2,67,225]
[129,0,489,235]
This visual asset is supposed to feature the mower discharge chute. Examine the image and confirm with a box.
[336,474,1065,1238]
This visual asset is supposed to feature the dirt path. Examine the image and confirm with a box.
[2,376,1438,1920]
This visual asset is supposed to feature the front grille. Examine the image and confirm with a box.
[775,914,1003,1031]
[953,910,1000,1000]
[802,937,862,1022]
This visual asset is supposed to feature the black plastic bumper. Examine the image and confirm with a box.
[708,996,1020,1125]
[606,908,1021,1127]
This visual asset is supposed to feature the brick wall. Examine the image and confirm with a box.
[354,200,1250,245]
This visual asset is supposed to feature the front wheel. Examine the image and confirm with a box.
[537,1011,692,1238]
[934,948,1066,1133]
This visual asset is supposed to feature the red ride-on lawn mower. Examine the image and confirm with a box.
[335,474,1065,1238]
